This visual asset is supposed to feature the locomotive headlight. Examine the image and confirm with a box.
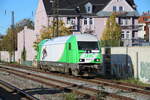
[79,59,85,62]
[94,58,100,62]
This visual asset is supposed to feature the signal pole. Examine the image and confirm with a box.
[11,11,15,62]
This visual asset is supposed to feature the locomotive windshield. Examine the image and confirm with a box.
[78,41,99,50]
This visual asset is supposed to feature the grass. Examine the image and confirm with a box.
[64,93,76,100]
[117,78,150,87]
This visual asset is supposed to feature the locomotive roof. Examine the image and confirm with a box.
[42,34,98,45]
[75,34,98,41]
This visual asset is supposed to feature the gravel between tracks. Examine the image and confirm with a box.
[1,65,150,100]
[0,71,74,100]
[2,65,150,100]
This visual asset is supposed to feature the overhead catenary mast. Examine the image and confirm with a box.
[11,11,15,62]
[51,0,59,37]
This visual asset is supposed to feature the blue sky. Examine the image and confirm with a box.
[0,0,150,35]
[0,0,38,35]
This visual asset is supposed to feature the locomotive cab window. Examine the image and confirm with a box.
[78,41,99,50]
[69,43,71,50]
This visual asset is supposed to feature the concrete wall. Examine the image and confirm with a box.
[0,51,10,62]
[16,27,36,62]
[108,46,150,84]
[0,51,19,62]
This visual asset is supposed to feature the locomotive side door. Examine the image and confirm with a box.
[67,43,72,63]
[67,42,77,63]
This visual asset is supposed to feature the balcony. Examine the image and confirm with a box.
[121,25,139,31]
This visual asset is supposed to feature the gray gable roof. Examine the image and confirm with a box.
[126,0,136,9]
[43,0,136,16]
[43,0,83,15]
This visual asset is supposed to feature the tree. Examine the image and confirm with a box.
[1,18,34,62]
[33,20,72,51]
[1,28,15,62]
[15,18,34,32]
[40,20,72,39]
[1,18,34,50]
[101,13,121,47]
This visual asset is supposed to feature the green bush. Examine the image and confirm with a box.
[65,93,76,100]
[118,78,150,87]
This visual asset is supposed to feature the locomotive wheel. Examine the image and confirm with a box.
[68,68,72,75]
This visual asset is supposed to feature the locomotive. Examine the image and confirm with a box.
[36,34,103,76]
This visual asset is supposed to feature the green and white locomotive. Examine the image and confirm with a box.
[36,34,103,76]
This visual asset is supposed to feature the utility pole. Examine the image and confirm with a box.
[56,0,59,37]
[51,0,59,37]
[11,11,15,62]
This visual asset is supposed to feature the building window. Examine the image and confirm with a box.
[84,18,87,25]
[67,17,71,24]
[67,17,75,25]
[119,6,123,11]
[121,34,124,38]
[126,34,129,39]
[125,19,128,25]
[89,18,93,25]
[120,18,123,25]
[127,31,130,33]
[126,31,130,39]
[87,6,90,12]
[113,6,117,12]
[144,18,148,21]
[132,32,135,38]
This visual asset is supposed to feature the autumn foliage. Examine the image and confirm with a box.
[101,13,121,46]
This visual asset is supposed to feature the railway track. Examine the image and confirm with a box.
[0,79,38,100]
[1,64,150,100]
[0,65,132,100]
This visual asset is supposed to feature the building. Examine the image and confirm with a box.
[16,26,36,62]
[35,0,139,46]
[138,12,150,42]
[14,0,139,62]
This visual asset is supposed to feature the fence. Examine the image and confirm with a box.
[102,46,150,84]
[100,39,150,47]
